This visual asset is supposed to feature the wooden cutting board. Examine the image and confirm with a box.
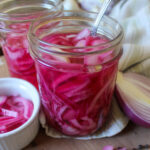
[0,56,150,150]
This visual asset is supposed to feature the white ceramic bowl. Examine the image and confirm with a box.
[0,78,40,150]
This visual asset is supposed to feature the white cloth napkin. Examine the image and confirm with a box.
[110,0,150,77]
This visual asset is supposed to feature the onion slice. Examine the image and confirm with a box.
[0,108,18,117]
[102,145,127,150]
[102,145,114,150]
[115,72,150,127]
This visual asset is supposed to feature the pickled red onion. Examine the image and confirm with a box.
[0,96,33,133]
[36,28,119,136]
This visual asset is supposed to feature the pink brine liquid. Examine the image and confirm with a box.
[2,23,38,88]
[35,29,120,136]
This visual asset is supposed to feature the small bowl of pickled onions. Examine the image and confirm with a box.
[0,78,40,150]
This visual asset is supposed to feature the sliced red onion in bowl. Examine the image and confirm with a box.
[0,95,34,133]
[115,72,150,127]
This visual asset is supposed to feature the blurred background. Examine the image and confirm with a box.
[0,0,121,56]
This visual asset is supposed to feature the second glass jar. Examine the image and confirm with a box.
[0,0,62,88]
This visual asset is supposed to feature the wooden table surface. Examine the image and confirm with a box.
[0,56,150,150]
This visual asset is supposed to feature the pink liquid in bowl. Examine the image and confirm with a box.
[1,23,38,88]
[35,29,120,136]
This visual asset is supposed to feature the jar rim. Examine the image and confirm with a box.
[0,0,62,22]
[28,10,124,56]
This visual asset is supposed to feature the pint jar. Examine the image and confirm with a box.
[0,0,62,88]
[28,11,123,136]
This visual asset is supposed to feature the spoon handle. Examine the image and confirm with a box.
[91,0,112,36]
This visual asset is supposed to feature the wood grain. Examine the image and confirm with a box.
[0,56,150,150]
[0,56,9,77]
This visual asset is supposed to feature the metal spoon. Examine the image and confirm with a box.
[91,0,112,36]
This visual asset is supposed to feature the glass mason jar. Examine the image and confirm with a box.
[28,11,123,136]
[0,0,62,88]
